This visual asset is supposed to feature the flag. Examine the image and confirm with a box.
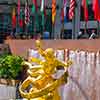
[17,0,23,27]
[52,0,56,24]
[44,0,46,16]
[61,7,64,22]
[40,0,46,16]
[25,0,30,24]
[40,0,44,12]
[64,0,67,22]
[17,0,20,16]
[32,0,38,13]
[19,9,23,27]
[92,0,100,21]
[61,0,67,22]
[69,0,75,20]
[12,7,16,28]
[40,0,45,27]
[82,0,88,21]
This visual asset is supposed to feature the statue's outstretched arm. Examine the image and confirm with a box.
[31,57,42,64]
[36,40,47,59]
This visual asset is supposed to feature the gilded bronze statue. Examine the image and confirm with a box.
[19,40,72,100]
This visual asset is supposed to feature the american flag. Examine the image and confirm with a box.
[69,0,75,20]
[25,0,30,24]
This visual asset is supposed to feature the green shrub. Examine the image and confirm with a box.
[0,55,23,79]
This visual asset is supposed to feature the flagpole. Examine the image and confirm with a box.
[85,21,87,35]
[72,15,75,39]
[61,20,64,39]
[97,21,99,37]
[52,23,55,39]
[25,24,27,38]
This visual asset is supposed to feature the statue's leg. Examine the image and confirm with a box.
[53,89,61,100]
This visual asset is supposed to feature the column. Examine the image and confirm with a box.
[73,0,81,39]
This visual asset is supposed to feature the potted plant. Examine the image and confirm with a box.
[0,55,23,99]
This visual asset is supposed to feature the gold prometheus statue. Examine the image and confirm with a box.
[19,40,72,100]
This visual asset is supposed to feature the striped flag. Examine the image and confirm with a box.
[52,0,56,24]
[61,0,67,22]
[69,0,75,20]
[25,0,30,24]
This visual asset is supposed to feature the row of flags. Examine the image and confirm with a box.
[61,0,100,22]
[12,0,46,28]
[12,0,100,29]
[12,0,71,29]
